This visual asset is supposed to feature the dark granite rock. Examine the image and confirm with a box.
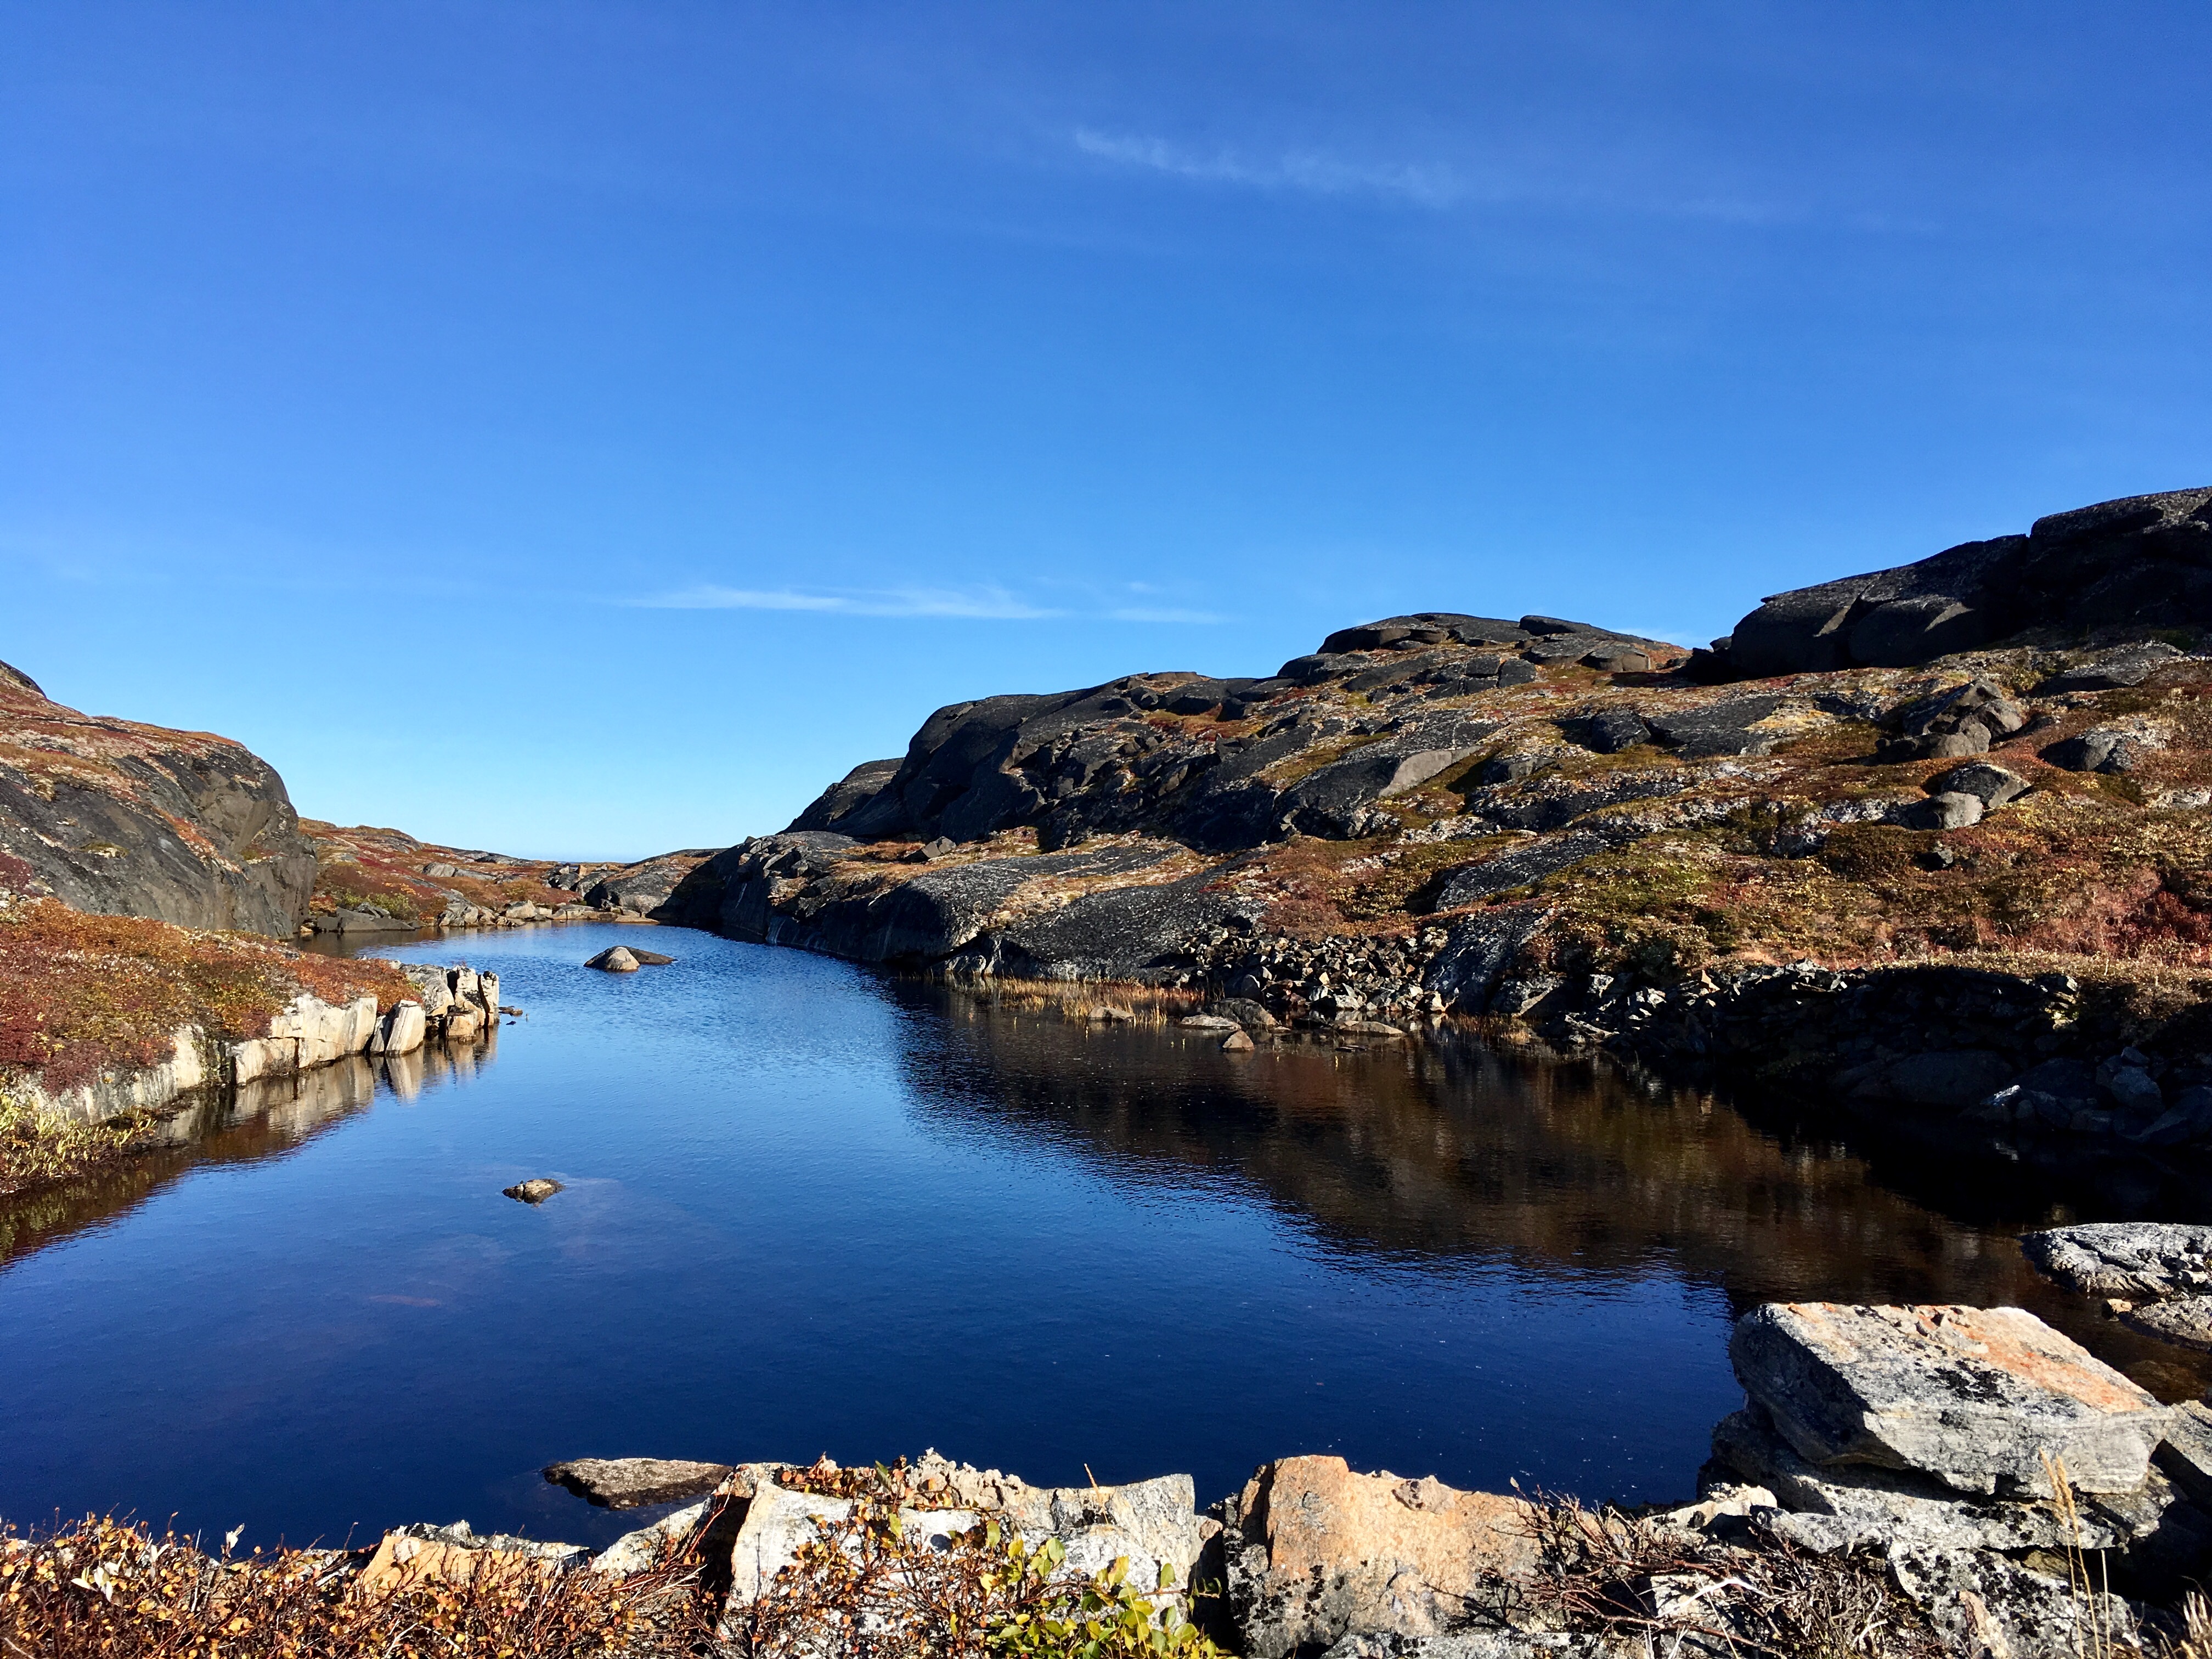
[0,659,318,935]
[1723,486,2212,676]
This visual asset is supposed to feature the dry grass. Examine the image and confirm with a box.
[0,1514,714,1659]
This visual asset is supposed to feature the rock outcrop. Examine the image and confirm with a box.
[1720,486,2212,677]
[2024,1222,2212,1352]
[0,659,317,935]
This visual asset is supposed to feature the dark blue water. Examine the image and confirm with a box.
[0,923,2187,1549]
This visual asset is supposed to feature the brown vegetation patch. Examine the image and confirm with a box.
[0,899,411,1094]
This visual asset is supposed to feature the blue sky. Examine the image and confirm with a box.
[5,3,2209,858]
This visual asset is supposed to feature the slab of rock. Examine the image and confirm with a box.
[727,1460,1201,1607]
[1223,1457,1538,1659]
[1906,790,1984,831]
[358,1521,584,1594]
[503,1178,563,1204]
[1707,1403,2119,1554]
[2022,1222,2212,1299]
[545,1456,732,1509]
[625,948,675,965]
[586,946,641,972]
[1728,1302,2171,1496]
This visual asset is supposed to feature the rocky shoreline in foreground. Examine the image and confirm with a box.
[15,1284,2211,1658]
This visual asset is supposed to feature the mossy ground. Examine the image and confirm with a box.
[0,897,413,1098]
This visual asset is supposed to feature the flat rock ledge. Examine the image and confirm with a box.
[2025,1220,2212,1352]
[358,1301,2212,1659]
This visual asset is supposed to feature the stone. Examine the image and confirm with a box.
[590,1498,711,1576]
[1728,1302,2172,1496]
[2021,1222,2212,1299]
[1886,1541,2134,1659]
[371,1001,427,1057]
[1644,697,1786,758]
[1907,790,1984,831]
[1221,1029,1254,1052]
[1869,1048,2015,1108]
[1223,1457,1538,1659]
[422,862,459,878]
[1707,1404,2119,1554]
[1577,709,1651,754]
[587,946,641,972]
[504,1178,563,1204]
[544,1456,732,1509]
[357,1521,584,1595]
[2155,1399,2212,1506]
[1927,761,2030,808]
[1207,998,1279,1030]
[1579,645,1650,673]
[1177,1014,1240,1031]
[726,1463,1201,1608]
[2117,1298,2212,1353]
[625,948,675,965]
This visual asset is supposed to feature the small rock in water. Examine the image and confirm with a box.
[585,946,640,972]
[543,1455,731,1509]
[625,948,675,966]
[504,1178,564,1204]
[1221,1029,1255,1052]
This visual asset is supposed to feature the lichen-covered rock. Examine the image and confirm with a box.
[1222,1457,1538,1658]
[1728,1302,2171,1496]
[0,659,317,935]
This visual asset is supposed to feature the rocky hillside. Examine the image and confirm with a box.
[665,487,2212,1142]
[303,822,716,934]
[0,659,317,936]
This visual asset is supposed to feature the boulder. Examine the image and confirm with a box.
[625,947,675,966]
[1643,697,1786,758]
[357,1523,583,1594]
[1927,761,2029,808]
[503,1178,563,1204]
[2021,1222,2212,1299]
[586,946,641,972]
[2022,1223,2212,1351]
[544,1456,732,1509]
[1727,1302,2171,1496]
[370,1001,428,1056]
[1221,1029,1254,1052]
[1576,709,1651,754]
[1430,833,1611,910]
[1223,1457,1538,1658]
[726,1460,1202,1608]
[1906,790,1984,832]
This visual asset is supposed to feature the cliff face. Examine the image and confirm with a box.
[0,661,317,936]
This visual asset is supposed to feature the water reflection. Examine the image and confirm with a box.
[896,985,2212,1400]
[0,1030,499,1267]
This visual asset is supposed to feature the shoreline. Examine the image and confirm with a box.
[5,1295,2194,1659]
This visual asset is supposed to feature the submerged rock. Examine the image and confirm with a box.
[586,946,640,972]
[544,1455,731,1509]
[503,1178,563,1204]
[2023,1222,2212,1351]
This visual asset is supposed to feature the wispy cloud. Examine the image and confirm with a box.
[631,584,1221,623]
[1073,128,1460,208]
[635,584,1060,619]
